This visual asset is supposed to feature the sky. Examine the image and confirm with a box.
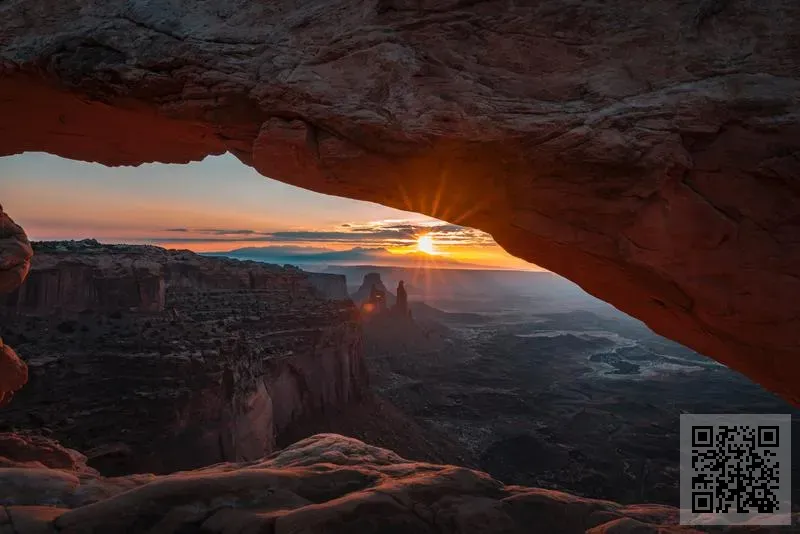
[0,152,540,270]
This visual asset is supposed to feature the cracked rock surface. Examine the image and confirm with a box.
[0,1,799,403]
[0,432,778,534]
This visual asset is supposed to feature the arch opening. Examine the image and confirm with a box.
[0,0,799,405]
[2,72,799,405]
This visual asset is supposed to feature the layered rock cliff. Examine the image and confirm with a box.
[0,241,367,474]
[307,272,350,300]
[4,240,166,314]
[2,432,779,534]
[0,1,799,403]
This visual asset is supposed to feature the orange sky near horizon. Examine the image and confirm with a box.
[1,152,543,271]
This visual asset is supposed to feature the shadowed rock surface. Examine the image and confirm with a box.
[0,206,31,296]
[1,0,799,403]
[352,272,396,307]
[359,297,800,506]
[307,272,350,300]
[0,340,27,409]
[2,432,786,534]
[1,241,367,474]
[0,207,32,406]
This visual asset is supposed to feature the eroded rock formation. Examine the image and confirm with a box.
[1,432,773,534]
[0,2,798,402]
[395,280,411,318]
[4,240,166,314]
[352,273,396,308]
[1,241,366,474]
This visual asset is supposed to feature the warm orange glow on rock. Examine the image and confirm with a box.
[0,2,798,404]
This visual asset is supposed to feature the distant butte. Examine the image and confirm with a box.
[0,1,799,403]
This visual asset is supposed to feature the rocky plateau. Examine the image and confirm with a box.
[1,238,366,474]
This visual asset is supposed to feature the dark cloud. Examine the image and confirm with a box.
[165,228,267,236]
[427,224,464,234]
[155,221,494,246]
[267,230,414,243]
[198,229,262,236]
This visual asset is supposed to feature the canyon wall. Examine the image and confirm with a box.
[4,241,166,314]
[3,241,322,315]
[307,272,350,300]
[0,1,798,403]
[0,241,367,474]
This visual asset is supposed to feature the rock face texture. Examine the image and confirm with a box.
[0,206,31,296]
[352,273,397,307]
[0,432,773,534]
[0,2,799,403]
[4,240,166,314]
[0,208,31,407]
[306,272,350,300]
[1,241,367,475]
[0,339,27,409]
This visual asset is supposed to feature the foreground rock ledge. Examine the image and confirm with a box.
[0,1,799,403]
[0,432,775,534]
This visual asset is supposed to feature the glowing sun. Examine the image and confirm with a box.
[416,234,436,255]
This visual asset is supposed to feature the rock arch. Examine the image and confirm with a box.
[1,0,798,404]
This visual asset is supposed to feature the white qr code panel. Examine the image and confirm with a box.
[680,414,792,526]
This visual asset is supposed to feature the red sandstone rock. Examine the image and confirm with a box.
[0,206,31,296]
[0,2,798,402]
[0,340,26,408]
[0,432,756,534]
[0,434,97,476]
[0,208,30,407]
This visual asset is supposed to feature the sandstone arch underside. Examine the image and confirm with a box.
[0,0,799,404]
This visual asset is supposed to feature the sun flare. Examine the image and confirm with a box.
[416,234,436,255]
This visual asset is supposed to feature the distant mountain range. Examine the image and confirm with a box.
[205,245,493,270]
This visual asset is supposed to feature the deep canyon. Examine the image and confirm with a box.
[1,218,797,532]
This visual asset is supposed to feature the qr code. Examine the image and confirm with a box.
[680,414,792,526]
